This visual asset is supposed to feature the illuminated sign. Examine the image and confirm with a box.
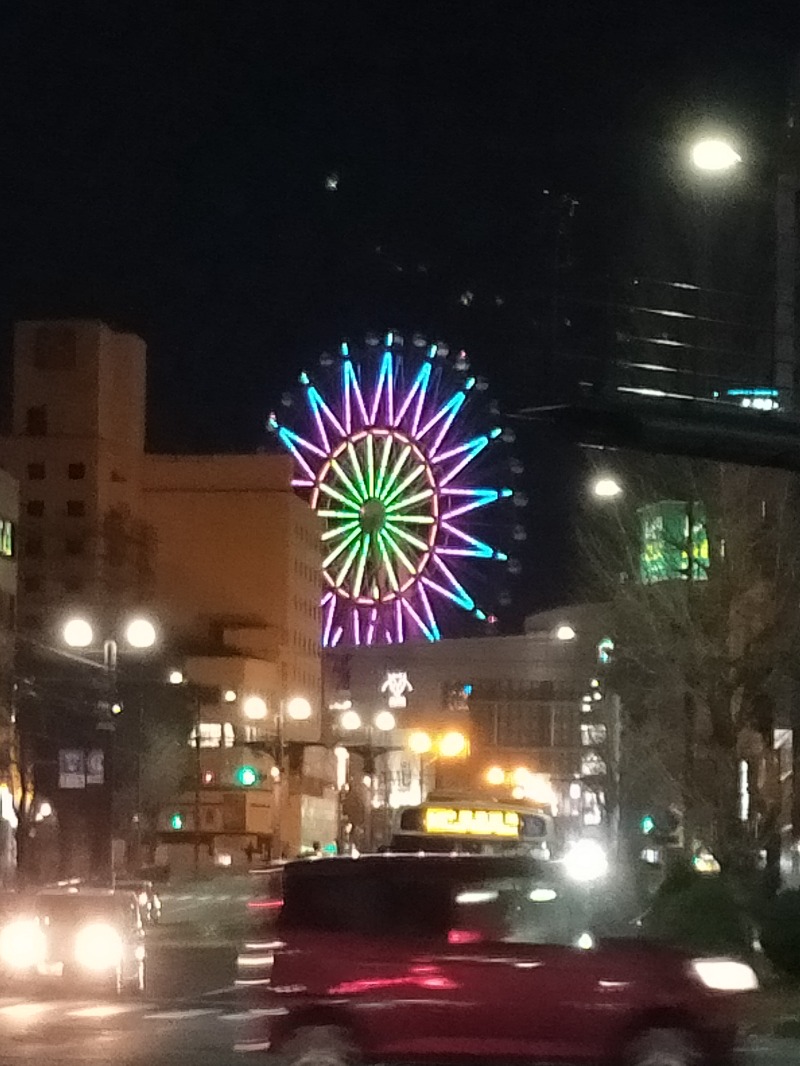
[424,807,520,838]
[381,671,413,709]
[0,519,13,559]
[639,500,708,584]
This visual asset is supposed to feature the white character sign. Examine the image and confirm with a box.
[381,671,413,709]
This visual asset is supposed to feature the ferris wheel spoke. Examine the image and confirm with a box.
[318,508,360,520]
[365,432,376,496]
[385,485,433,513]
[379,526,419,577]
[334,536,363,589]
[400,597,437,642]
[321,519,359,542]
[416,582,441,639]
[346,441,370,499]
[386,514,435,524]
[441,520,497,558]
[395,360,432,432]
[318,481,357,508]
[382,462,426,509]
[343,359,369,431]
[381,444,413,503]
[438,434,494,486]
[429,554,476,611]
[384,521,429,554]
[323,524,362,568]
[369,350,394,425]
[351,533,371,600]
[376,532,401,592]
[330,458,364,503]
[441,487,505,521]
[418,390,466,449]
[322,594,337,647]
[374,434,394,497]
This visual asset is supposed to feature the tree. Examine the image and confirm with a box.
[582,450,800,887]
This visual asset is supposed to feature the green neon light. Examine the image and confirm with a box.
[386,522,428,553]
[374,435,393,497]
[346,441,369,499]
[323,524,362,568]
[380,525,418,574]
[387,514,435,524]
[381,444,412,500]
[366,433,376,496]
[377,531,401,591]
[382,463,426,508]
[322,520,360,542]
[335,537,362,587]
[330,458,362,503]
[318,481,354,507]
[386,485,433,512]
[352,533,371,599]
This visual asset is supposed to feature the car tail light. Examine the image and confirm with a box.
[448,929,483,945]
[248,898,283,911]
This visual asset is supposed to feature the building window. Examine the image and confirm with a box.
[24,535,43,557]
[68,463,86,480]
[27,463,45,480]
[66,500,85,517]
[27,500,44,517]
[63,575,84,592]
[25,406,48,436]
[23,575,41,593]
[65,536,84,556]
[0,519,13,558]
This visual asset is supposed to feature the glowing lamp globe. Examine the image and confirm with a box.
[373,710,396,732]
[691,138,741,172]
[243,696,268,721]
[63,617,94,648]
[408,730,433,755]
[439,731,467,758]
[485,766,505,787]
[125,617,157,649]
[286,696,313,721]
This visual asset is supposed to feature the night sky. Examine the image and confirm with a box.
[0,1,797,614]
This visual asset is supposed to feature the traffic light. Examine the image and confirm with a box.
[639,809,683,848]
[641,814,656,836]
[170,812,184,830]
[235,765,259,787]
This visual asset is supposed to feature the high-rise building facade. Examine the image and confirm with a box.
[0,320,152,637]
[0,468,18,880]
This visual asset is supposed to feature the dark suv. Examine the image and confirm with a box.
[237,855,755,1066]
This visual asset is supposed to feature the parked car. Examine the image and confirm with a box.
[237,854,755,1066]
[115,879,162,925]
[0,887,146,995]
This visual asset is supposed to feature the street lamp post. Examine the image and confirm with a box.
[62,615,157,881]
[243,693,312,859]
[339,710,397,851]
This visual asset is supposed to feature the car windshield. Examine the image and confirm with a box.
[33,895,131,924]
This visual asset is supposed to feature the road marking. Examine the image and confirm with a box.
[219,1008,283,1021]
[67,1004,142,1019]
[144,1008,217,1021]
[0,1002,53,1020]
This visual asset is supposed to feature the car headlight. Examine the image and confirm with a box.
[691,958,759,992]
[74,923,123,972]
[563,839,609,883]
[138,892,148,907]
[0,919,47,970]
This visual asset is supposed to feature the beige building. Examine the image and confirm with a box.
[0,320,330,866]
[0,320,151,637]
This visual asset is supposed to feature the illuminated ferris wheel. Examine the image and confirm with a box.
[270,333,512,647]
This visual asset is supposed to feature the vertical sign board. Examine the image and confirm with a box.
[0,519,13,558]
[639,500,709,584]
[86,749,105,785]
[59,749,86,789]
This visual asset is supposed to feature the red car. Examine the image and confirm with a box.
[237,855,755,1066]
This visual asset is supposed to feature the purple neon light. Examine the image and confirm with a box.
[271,341,508,646]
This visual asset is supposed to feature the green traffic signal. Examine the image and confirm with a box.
[641,815,656,835]
[235,765,259,787]
[170,812,184,830]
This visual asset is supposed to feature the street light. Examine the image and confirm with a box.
[62,617,93,649]
[691,138,742,172]
[555,623,576,642]
[439,731,468,758]
[591,475,623,500]
[485,765,505,787]
[124,618,157,650]
[243,695,268,721]
[286,696,312,722]
[408,731,433,755]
